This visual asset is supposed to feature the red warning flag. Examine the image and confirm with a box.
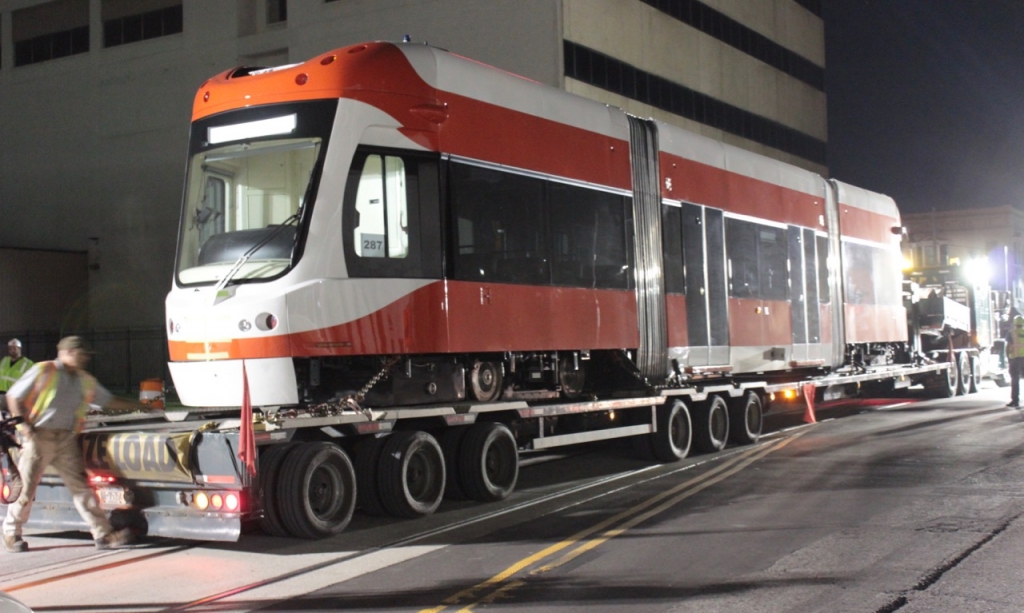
[801,382,817,424]
[239,362,257,482]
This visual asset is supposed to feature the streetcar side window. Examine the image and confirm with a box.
[548,183,629,289]
[816,234,831,303]
[725,218,788,301]
[842,242,900,306]
[449,163,547,285]
[726,218,758,298]
[661,204,685,295]
[342,149,441,279]
[758,226,788,300]
[448,162,631,289]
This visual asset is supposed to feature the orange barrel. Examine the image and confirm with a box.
[139,378,165,409]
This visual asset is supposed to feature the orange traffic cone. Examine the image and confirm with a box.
[801,382,817,424]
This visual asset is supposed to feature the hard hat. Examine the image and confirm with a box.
[7,339,21,348]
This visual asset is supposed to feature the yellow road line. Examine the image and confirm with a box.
[423,432,804,612]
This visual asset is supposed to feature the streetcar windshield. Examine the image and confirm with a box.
[176,137,322,285]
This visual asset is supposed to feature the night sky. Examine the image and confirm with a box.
[824,0,1024,214]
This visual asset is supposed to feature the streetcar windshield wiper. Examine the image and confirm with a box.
[211,213,299,304]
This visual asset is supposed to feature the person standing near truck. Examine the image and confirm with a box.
[2,336,157,553]
[0,339,33,415]
[1005,308,1024,408]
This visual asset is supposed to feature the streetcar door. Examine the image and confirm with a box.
[788,226,821,363]
[682,203,730,367]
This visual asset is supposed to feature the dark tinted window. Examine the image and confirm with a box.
[726,218,758,298]
[548,183,629,289]
[816,234,830,303]
[449,162,631,289]
[725,217,788,300]
[662,205,685,294]
[758,225,788,300]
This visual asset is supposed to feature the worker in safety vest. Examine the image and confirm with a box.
[1005,308,1024,408]
[0,339,33,415]
[2,336,160,553]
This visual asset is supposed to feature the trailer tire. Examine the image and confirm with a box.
[257,443,299,537]
[460,422,518,502]
[728,391,763,446]
[925,362,957,398]
[278,442,356,539]
[377,431,446,518]
[957,352,972,395]
[969,355,981,394]
[354,435,389,516]
[692,395,729,453]
[649,399,691,462]
[440,427,469,501]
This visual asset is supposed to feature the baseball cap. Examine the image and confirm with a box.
[57,336,94,353]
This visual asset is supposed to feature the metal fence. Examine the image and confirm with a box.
[2,327,169,396]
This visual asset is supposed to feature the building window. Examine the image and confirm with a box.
[564,41,827,166]
[639,0,824,91]
[268,0,287,24]
[13,0,90,67]
[103,1,183,48]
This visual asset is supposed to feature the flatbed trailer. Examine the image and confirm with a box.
[0,360,952,542]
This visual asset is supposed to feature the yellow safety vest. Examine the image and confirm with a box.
[23,361,97,433]
[1010,316,1024,360]
[0,356,33,392]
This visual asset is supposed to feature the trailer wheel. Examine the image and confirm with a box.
[278,442,357,538]
[649,399,691,462]
[460,422,519,502]
[377,431,446,518]
[728,391,763,446]
[969,355,981,394]
[257,443,298,537]
[925,362,957,398]
[468,361,504,403]
[354,435,389,516]
[440,427,469,501]
[692,396,729,453]
[956,352,972,395]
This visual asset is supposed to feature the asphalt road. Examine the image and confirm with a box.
[2,384,1023,613]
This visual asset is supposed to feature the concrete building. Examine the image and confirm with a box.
[901,206,1024,306]
[0,0,826,330]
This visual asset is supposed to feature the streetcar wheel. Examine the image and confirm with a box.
[257,443,298,537]
[650,399,691,462]
[692,396,730,453]
[459,422,519,502]
[278,442,356,538]
[468,361,504,403]
[558,354,586,399]
[728,391,763,446]
[354,435,389,516]
[440,427,469,501]
[957,352,971,395]
[377,431,446,518]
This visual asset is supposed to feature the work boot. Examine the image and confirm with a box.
[95,528,134,550]
[3,534,28,553]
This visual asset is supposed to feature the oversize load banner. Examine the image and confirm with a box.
[81,432,194,483]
